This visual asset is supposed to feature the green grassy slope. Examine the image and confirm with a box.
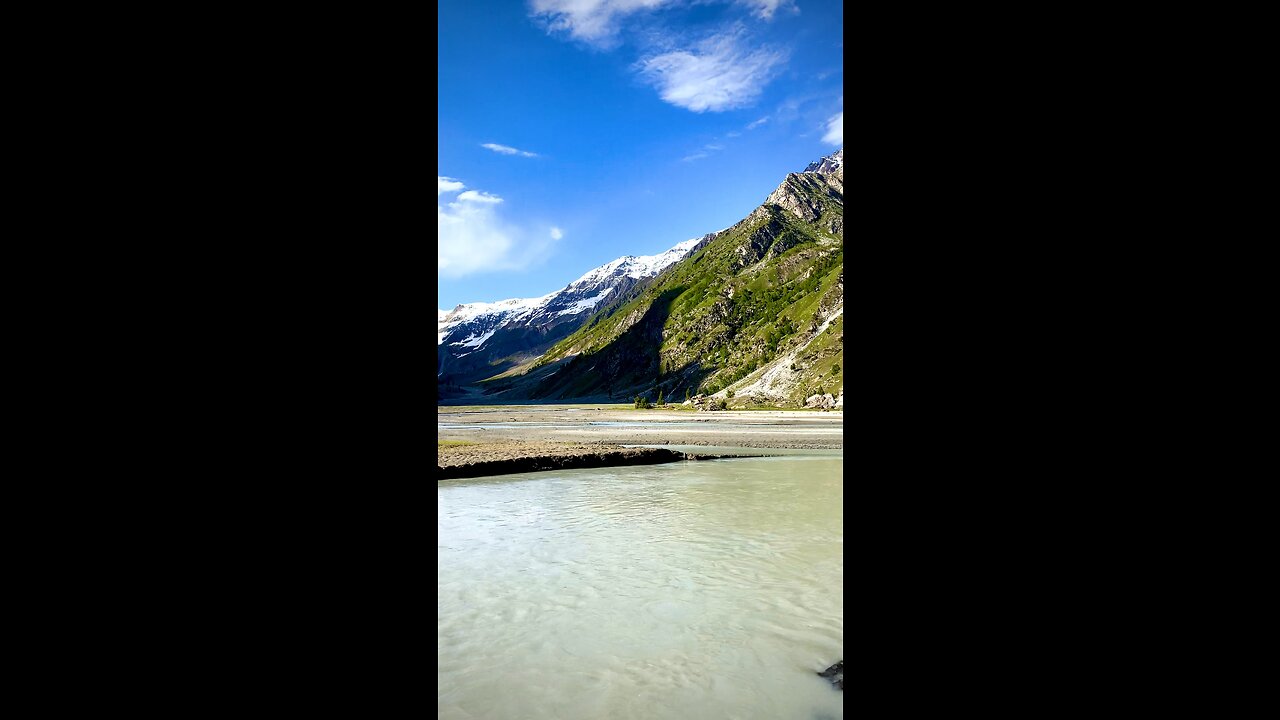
[480,164,844,406]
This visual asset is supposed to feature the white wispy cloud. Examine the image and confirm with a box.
[550,226,564,240]
[636,26,787,112]
[737,0,799,20]
[458,190,504,204]
[439,176,560,277]
[821,111,842,146]
[438,176,466,194]
[529,0,675,47]
[682,139,731,162]
[481,142,539,157]
[746,116,770,129]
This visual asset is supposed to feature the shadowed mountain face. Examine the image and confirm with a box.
[461,148,844,408]
[437,238,708,398]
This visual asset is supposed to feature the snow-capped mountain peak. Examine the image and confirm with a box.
[439,237,707,351]
[567,237,702,288]
[804,148,843,175]
[437,292,556,345]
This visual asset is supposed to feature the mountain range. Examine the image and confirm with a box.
[438,238,713,394]
[438,148,843,407]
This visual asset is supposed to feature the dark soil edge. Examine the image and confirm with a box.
[437,449,771,480]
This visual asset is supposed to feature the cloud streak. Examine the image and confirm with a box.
[737,0,799,20]
[481,142,540,157]
[438,176,465,194]
[636,27,787,112]
[529,0,675,47]
[821,111,842,146]
[530,4,793,112]
[683,140,730,162]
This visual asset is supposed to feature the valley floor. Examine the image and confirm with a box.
[438,404,844,452]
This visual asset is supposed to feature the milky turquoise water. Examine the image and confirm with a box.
[438,455,844,719]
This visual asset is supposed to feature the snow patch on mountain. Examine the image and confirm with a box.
[621,238,702,278]
[437,237,703,348]
[567,237,702,286]
[441,293,555,325]
[804,148,843,175]
[437,292,555,345]
[450,328,498,349]
[560,287,614,315]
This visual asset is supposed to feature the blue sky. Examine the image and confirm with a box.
[438,0,843,310]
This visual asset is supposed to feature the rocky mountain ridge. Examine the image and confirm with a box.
[437,237,710,394]
[471,148,844,408]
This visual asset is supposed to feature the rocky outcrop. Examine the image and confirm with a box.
[817,660,844,690]
[804,149,843,176]
[757,149,844,223]
[688,394,727,411]
[732,211,786,267]
[805,393,836,409]
[762,173,842,223]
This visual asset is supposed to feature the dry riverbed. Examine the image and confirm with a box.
[437,405,842,479]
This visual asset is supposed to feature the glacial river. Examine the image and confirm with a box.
[438,454,844,719]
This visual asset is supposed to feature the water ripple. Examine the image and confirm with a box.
[439,456,844,720]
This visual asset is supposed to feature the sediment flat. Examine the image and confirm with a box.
[438,405,844,450]
[437,441,763,480]
[437,405,842,479]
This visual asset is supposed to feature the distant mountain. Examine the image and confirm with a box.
[473,148,844,407]
[437,238,708,396]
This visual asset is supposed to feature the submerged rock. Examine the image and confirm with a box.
[818,660,844,690]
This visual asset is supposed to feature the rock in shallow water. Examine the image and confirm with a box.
[818,660,844,690]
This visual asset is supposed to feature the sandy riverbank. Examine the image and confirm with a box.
[438,405,843,450]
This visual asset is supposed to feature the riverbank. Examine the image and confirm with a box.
[438,405,843,450]
[437,440,769,480]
